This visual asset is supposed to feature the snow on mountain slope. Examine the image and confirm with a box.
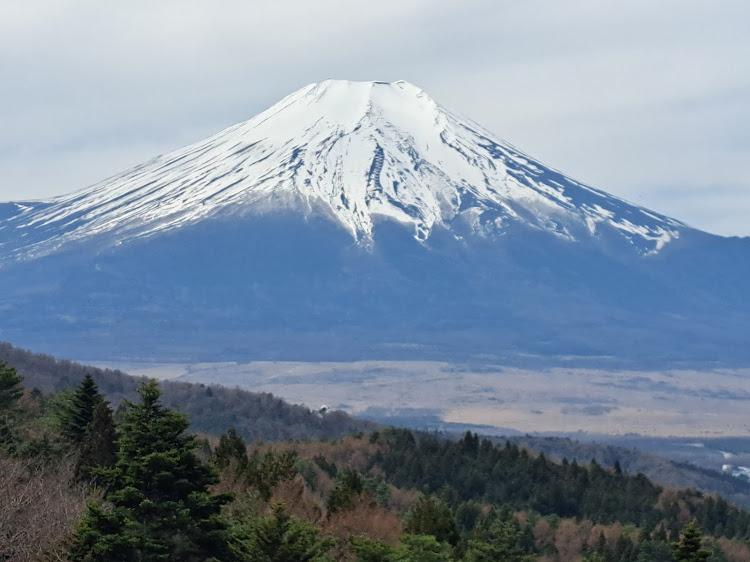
[2,80,684,261]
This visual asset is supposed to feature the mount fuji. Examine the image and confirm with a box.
[1,80,748,366]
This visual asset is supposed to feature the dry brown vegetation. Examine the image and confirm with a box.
[212,439,409,557]
[3,432,747,561]
[324,495,403,544]
[717,536,750,562]
[2,373,747,562]
[214,440,740,562]
[0,456,91,561]
[268,476,324,523]
[529,517,639,562]
[552,518,593,561]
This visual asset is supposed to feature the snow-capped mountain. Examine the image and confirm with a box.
[0,80,748,366]
[1,80,681,262]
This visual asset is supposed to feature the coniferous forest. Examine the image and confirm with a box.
[2,358,750,561]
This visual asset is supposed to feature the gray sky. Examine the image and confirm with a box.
[1,0,749,236]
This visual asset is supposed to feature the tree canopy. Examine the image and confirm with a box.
[70,379,232,561]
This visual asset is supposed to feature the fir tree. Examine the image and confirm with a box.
[403,494,459,545]
[672,519,711,562]
[69,379,231,561]
[635,540,674,562]
[213,426,248,470]
[398,535,454,561]
[327,469,367,514]
[464,517,536,562]
[0,360,23,411]
[246,449,298,501]
[62,374,101,444]
[350,536,400,562]
[230,503,334,562]
[351,535,453,562]
[0,360,23,448]
[75,397,118,482]
[707,541,728,562]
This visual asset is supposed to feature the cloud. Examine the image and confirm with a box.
[1,0,749,235]
[642,184,750,238]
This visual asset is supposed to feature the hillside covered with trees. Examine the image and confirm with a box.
[3,340,748,511]
[503,436,750,512]
[3,357,750,561]
[0,341,376,441]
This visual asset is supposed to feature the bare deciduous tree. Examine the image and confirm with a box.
[0,456,91,561]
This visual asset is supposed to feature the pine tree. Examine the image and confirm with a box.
[247,449,298,501]
[69,379,231,561]
[327,469,367,514]
[75,397,118,482]
[230,503,335,562]
[62,374,101,444]
[707,540,729,562]
[351,535,453,562]
[213,426,248,470]
[671,519,711,562]
[0,360,23,411]
[398,535,454,561]
[350,536,400,562]
[0,361,23,448]
[635,540,674,562]
[464,517,535,562]
[403,494,459,545]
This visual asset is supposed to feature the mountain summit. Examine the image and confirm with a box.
[3,80,680,262]
[0,81,748,366]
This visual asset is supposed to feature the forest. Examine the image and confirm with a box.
[0,341,376,441]
[3,357,750,561]
[4,341,748,509]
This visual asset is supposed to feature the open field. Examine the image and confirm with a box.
[87,359,750,438]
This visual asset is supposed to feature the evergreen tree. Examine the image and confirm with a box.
[669,527,681,544]
[0,360,23,411]
[464,517,535,562]
[0,360,23,449]
[350,536,400,562]
[213,426,248,470]
[350,535,453,562]
[707,540,728,562]
[69,379,231,561]
[404,494,459,545]
[230,503,334,562]
[671,520,711,562]
[75,397,118,482]
[246,449,299,501]
[327,469,367,514]
[455,501,482,534]
[635,541,674,562]
[62,374,101,443]
[398,535,453,561]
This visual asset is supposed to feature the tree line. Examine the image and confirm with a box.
[1,358,747,561]
[0,340,376,441]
